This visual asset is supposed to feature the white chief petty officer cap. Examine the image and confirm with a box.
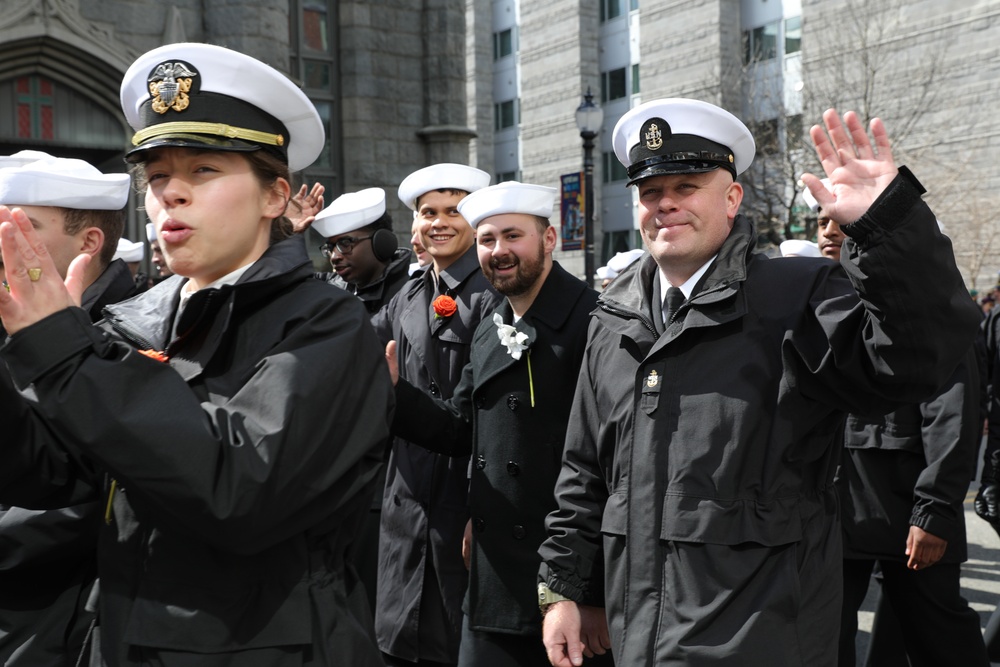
[612,98,755,185]
[312,188,387,238]
[114,238,146,263]
[398,163,491,211]
[457,181,557,229]
[0,150,130,210]
[120,42,324,172]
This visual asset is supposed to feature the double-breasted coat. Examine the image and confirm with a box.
[371,246,502,662]
[393,262,598,636]
[537,171,982,666]
[0,237,393,667]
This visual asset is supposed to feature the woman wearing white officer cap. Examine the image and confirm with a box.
[0,42,392,667]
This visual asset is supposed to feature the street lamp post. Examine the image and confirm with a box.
[575,88,603,288]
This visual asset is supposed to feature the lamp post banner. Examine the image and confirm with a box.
[560,171,584,251]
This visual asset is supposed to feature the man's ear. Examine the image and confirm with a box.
[726,181,744,220]
[543,224,558,255]
[79,227,105,258]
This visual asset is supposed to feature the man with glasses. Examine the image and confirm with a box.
[314,187,412,314]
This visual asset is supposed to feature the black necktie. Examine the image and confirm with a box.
[663,286,685,325]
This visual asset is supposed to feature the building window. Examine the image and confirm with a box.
[493,28,515,60]
[496,170,518,183]
[743,22,779,64]
[630,0,639,11]
[301,1,329,52]
[785,16,801,55]
[600,0,622,22]
[602,151,629,183]
[601,68,627,103]
[15,76,54,140]
[495,99,518,131]
[631,63,640,95]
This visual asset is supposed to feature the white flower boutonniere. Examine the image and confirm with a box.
[494,313,530,360]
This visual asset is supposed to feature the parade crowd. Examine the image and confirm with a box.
[1,41,999,667]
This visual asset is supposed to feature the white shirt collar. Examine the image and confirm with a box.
[658,255,716,301]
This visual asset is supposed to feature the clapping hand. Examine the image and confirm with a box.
[0,206,86,335]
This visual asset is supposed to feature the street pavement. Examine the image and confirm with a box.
[851,482,1000,665]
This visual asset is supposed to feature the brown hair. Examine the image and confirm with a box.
[129,148,296,244]
[60,206,126,268]
[415,188,469,210]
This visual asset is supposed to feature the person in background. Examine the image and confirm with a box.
[145,221,173,281]
[410,216,432,275]
[313,187,412,315]
[113,236,149,291]
[372,163,502,667]
[0,150,138,666]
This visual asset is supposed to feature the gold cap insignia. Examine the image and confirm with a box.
[646,370,659,388]
[148,61,198,115]
[645,123,663,151]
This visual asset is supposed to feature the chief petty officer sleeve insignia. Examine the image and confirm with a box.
[148,61,198,114]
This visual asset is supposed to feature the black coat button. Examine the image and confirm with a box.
[429,381,440,397]
[512,525,526,540]
[506,461,520,476]
[475,518,486,533]
[475,455,486,470]
[507,395,519,411]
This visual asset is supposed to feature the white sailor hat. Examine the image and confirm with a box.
[780,239,821,258]
[312,187,387,238]
[114,238,146,263]
[146,222,157,242]
[457,181,556,229]
[0,150,130,210]
[801,178,831,213]
[612,98,755,185]
[597,248,646,281]
[120,43,324,172]
[398,163,490,211]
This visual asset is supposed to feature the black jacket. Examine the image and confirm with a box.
[370,246,503,662]
[0,258,143,667]
[329,247,413,314]
[538,171,981,666]
[838,350,980,563]
[393,262,598,635]
[0,236,394,667]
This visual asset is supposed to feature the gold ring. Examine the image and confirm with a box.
[27,268,42,282]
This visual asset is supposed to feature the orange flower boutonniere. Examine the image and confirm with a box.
[432,295,458,320]
[138,349,170,363]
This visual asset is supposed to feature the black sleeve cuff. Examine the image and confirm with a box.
[842,166,927,249]
[0,308,99,388]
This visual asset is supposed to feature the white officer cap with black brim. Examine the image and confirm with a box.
[398,163,491,211]
[0,151,130,210]
[114,238,146,263]
[313,188,387,238]
[613,98,755,186]
[120,43,324,172]
[456,181,557,229]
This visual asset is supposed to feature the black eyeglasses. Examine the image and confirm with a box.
[320,235,373,257]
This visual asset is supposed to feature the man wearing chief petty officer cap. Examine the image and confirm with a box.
[536,98,981,667]
[387,181,608,667]
[313,187,412,315]
[0,42,392,667]
[372,163,503,667]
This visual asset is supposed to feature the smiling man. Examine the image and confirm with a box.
[536,98,981,667]
[388,181,606,667]
[313,187,411,314]
[371,163,502,667]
